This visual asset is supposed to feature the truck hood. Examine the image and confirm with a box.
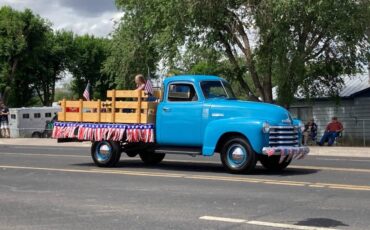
[206,99,292,125]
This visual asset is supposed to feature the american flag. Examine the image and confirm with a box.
[144,78,154,95]
[145,67,154,95]
[83,82,91,101]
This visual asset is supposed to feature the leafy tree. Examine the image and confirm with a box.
[0,6,52,106]
[68,35,113,100]
[103,11,158,89]
[0,6,115,106]
[113,0,370,106]
[30,31,74,106]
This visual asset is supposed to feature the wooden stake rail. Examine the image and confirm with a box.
[58,89,160,124]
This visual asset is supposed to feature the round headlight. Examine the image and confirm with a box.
[298,121,305,132]
[262,122,270,133]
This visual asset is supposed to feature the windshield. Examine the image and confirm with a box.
[200,81,236,99]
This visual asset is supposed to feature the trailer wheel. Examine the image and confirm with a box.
[42,130,51,138]
[91,141,121,167]
[31,132,42,138]
[259,155,291,171]
[220,136,256,174]
[139,152,165,165]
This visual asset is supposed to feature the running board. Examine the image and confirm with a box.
[154,147,202,156]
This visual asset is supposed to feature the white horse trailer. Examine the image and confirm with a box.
[8,106,60,138]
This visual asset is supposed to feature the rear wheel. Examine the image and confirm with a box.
[91,141,121,167]
[220,136,256,174]
[126,151,138,158]
[259,155,292,171]
[139,151,165,165]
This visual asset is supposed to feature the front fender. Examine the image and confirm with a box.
[202,118,267,156]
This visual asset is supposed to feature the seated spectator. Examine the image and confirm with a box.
[303,118,317,145]
[317,117,344,146]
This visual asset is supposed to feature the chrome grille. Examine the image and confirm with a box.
[269,126,299,147]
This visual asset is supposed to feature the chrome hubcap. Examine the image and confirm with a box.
[96,142,112,163]
[227,144,247,168]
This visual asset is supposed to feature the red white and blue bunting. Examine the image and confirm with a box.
[52,122,155,143]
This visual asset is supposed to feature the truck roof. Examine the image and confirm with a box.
[164,75,223,84]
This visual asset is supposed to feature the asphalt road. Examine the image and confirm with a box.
[1,145,370,230]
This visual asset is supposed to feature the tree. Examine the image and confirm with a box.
[28,31,75,106]
[68,35,113,100]
[103,11,159,89]
[0,6,53,106]
[113,0,370,106]
[0,6,115,106]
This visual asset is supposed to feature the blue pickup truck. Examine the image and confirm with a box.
[55,75,309,173]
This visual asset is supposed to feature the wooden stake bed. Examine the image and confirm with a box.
[58,89,161,124]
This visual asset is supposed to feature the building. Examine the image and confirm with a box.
[289,72,370,146]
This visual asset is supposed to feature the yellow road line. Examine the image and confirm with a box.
[263,181,306,187]
[308,185,325,188]
[1,165,370,192]
[4,152,370,175]
[164,159,370,174]
[0,152,88,158]
[289,165,370,173]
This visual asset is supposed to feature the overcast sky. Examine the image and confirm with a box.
[0,0,122,37]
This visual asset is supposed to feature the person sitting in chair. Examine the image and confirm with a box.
[317,117,344,146]
[303,118,317,145]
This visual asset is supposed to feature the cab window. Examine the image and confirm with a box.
[167,83,198,102]
[200,80,236,99]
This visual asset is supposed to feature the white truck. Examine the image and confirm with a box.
[8,106,60,138]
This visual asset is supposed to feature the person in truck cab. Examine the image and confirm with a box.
[317,117,344,146]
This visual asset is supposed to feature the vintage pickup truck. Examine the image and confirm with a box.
[53,75,309,173]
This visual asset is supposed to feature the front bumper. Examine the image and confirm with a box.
[262,146,310,159]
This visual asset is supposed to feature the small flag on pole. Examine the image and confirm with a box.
[83,82,91,101]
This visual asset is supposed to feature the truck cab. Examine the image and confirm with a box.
[150,75,309,173]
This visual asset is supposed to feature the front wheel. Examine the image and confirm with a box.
[259,155,292,171]
[91,141,121,167]
[220,137,256,174]
[139,152,165,165]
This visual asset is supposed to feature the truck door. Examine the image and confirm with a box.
[156,83,203,146]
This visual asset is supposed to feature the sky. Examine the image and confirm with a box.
[0,0,122,37]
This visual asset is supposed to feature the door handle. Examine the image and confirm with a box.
[162,107,171,112]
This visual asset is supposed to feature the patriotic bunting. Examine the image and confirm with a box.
[264,147,308,163]
[52,122,155,143]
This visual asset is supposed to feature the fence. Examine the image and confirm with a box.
[316,118,370,147]
[58,89,161,124]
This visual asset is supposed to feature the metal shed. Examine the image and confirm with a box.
[289,72,370,146]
